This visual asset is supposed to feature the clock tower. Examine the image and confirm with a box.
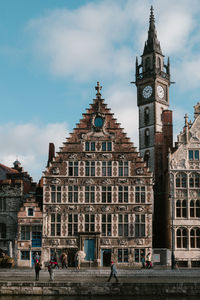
[135,6,170,173]
[135,7,173,250]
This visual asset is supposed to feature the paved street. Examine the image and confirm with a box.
[1,268,200,283]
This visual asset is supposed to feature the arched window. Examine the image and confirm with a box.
[190,228,200,248]
[0,223,6,238]
[144,151,150,168]
[176,200,187,218]
[145,129,150,146]
[144,107,150,125]
[177,227,188,248]
[190,200,200,218]
[145,57,151,71]
[189,173,200,188]
[176,173,187,188]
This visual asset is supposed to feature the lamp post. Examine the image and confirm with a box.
[170,189,175,269]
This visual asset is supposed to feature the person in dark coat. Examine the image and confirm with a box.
[35,261,41,281]
[107,261,119,283]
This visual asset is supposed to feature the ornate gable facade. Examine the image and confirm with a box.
[170,103,200,268]
[42,83,153,267]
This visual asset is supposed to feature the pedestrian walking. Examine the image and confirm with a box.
[146,252,152,268]
[48,261,54,281]
[107,261,119,283]
[61,252,68,269]
[35,261,41,281]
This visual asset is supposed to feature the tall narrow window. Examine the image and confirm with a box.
[118,161,129,176]
[134,249,145,263]
[102,161,112,176]
[118,186,128,203]
[145,57,151,71]
[118,248,128,263]
[144,151,150,168]
[0,198,6,211]
[176,228,187,248]
[145,129,150,146]
[190,200,200,218]
[190,228,200,248]
[51,185,61,203]
[102,214,112,236]
[189,173,200,188]
[85,141,95,151]
[189,150,199,161]
[85,186,95,203]
[21,225,30,240]
[102,142,112,151]
[68,161,78,176]
[176,200,187,218]
[85,161,95,176]
[135,186,145,203]
[176,173,187,188]
[118,214,128,236]
[85,214,95,232]
[135,215,145,237]
[51,213,61,236]
[102,186,112,203]
[68,214,78,236]
[144,107,150,124]
[68,186,78,203]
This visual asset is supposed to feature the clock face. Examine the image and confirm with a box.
[142,85,152,99]
[157,85,164,99]
[94,116,104,128]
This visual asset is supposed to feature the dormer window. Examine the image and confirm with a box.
[28,208,34,217]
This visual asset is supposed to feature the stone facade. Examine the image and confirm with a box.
[17,195,43,267]
[0,161,36,262]
[169,103,200,268]
[42,83,153,267]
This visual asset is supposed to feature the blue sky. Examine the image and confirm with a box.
[1,0,200,181]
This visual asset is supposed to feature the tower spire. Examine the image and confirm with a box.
[143,6,162,55]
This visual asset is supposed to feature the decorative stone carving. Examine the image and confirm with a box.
[66,239,77,246]
[68,178,78,184]
[118,239,128,246]
[85,179,94,185]
[101,238,111,245]
[117,205,128,211]
[52,167,60,175]
[85,153,95,159]
[68,154,77,160]
[84,206,95,212]
[102,179,112,185]
[51,178,61,184]
[136,239,144,245]
[134,206,144,212]
[118,154,126,160]
[118,179,128,183]
[102,154,112,159]
[101,205,111,212]
[136,168,144,175]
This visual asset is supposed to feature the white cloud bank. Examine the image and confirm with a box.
[0,122,69,181]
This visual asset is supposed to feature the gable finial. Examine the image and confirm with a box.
[95,81,102,98]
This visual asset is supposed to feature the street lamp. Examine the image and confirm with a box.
[170,190,175,269]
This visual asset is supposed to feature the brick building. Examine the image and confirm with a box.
[169,103,200,268]
[42,83,153,267]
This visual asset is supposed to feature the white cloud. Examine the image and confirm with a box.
[0,122,69,181]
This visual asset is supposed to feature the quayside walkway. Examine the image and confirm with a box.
[1,268,200,296]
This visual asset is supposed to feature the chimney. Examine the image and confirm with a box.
[47,143,55,167]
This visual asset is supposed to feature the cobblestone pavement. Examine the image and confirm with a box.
[1,268,200,283]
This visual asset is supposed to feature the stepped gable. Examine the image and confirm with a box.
[44,82,150,177]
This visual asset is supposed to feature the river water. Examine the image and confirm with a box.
[0,296,199,300]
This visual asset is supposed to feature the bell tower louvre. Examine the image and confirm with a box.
[135,6,173,250]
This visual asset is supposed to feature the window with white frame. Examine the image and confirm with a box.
[118,161,129,176]
[189,150,199,161]
[176,200,187,218]
[51,185,61,203]
[102,142,112,151]
[21,225,30,240]
[176,227,187,248]
[135,214,145,237]
[134,248,145,263]
[68,186,78,203]
[0,198,6,211]
[85,214,95,232]
[102,186,112,203]
[190,228,200,248]
[68,161,79,176]
[68,214,78,236]
[102,161,112,176]
[51,213,61,236]
[190,200,200,218]
[85,186,95,203]
[85,141,95,151]
[189,173,200,188]
[135,186,145,203]
[118,248,128,263]
[118,186,128,203]
[102,214,112,236]
[85,161,95,176]
[118,214,128,236]
[176,173,187,188]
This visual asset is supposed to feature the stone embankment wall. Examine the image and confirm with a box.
[1,282,200,296]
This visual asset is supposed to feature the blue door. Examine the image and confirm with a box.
[84,239,95,261]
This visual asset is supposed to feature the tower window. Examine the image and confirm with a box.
[144,107,150,124]
[144,151,150,168]
[145,129,150,146]
[145,57,151,71]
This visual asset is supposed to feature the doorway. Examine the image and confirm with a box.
[84,239,95,261]
[101,249,111,266]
